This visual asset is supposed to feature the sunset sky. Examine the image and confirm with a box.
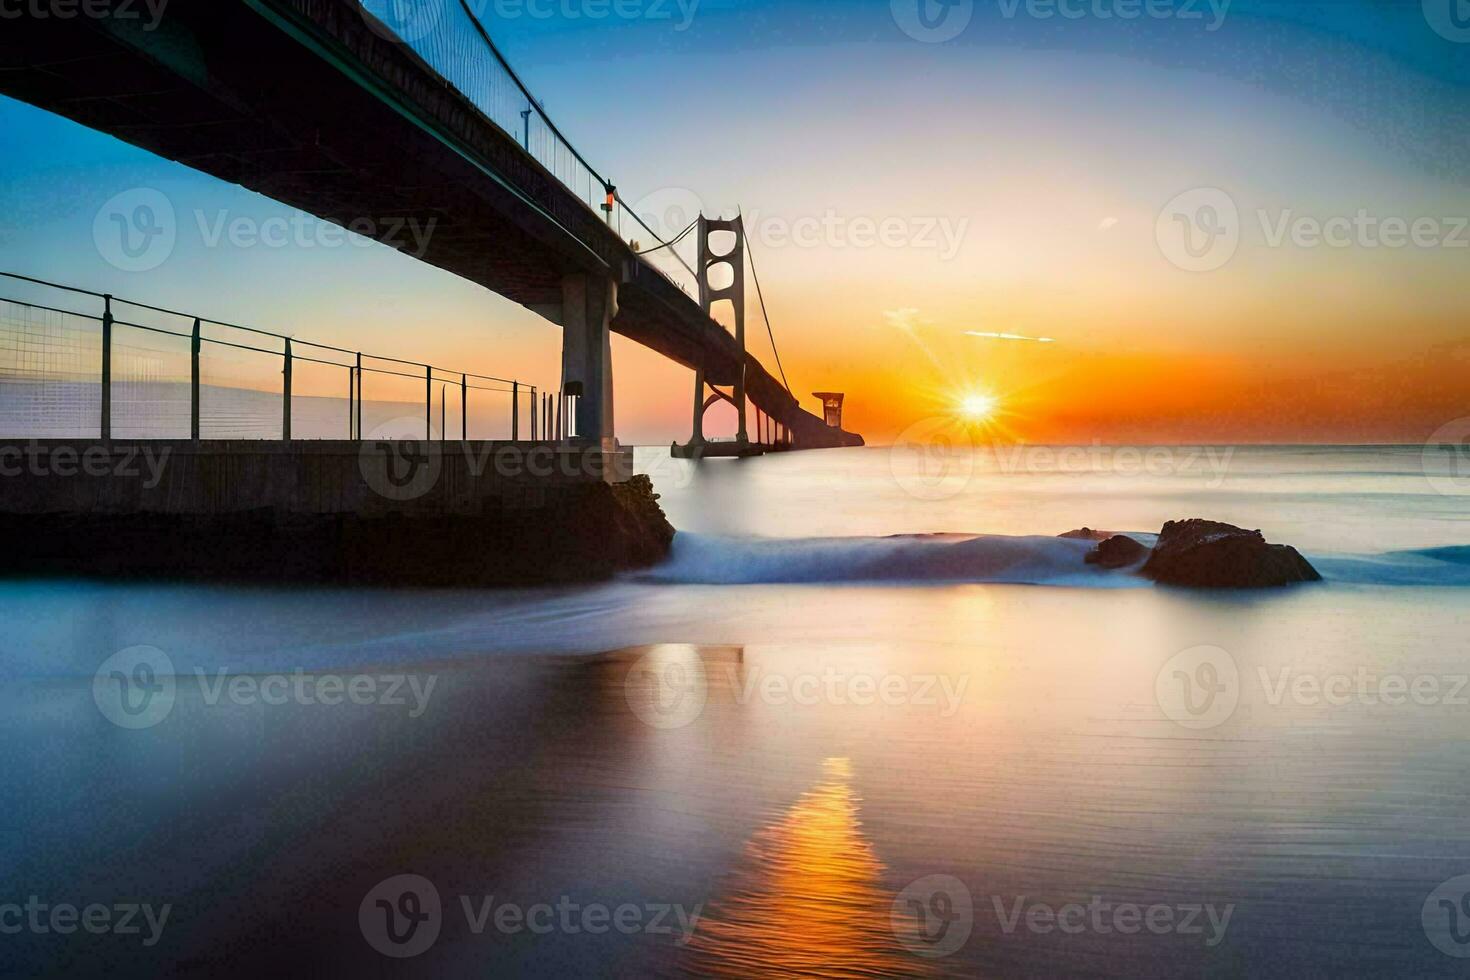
[1,0,1466,444]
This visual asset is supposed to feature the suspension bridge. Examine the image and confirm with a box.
[0,0,864,460]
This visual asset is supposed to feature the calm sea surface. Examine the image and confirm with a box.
[2,445,1468,977]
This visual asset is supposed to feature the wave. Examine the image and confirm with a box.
[642,532,1150,587]
[1312,546,1470,587]
[643,534,1470,588]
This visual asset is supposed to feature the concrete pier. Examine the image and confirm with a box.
[0,440,672,586]
[0,440,631,515]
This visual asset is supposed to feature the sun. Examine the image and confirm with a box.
[958,392,998,422]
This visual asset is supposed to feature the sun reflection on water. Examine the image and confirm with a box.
[685,757,931,978]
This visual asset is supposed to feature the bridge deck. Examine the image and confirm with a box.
[0,0,862,449]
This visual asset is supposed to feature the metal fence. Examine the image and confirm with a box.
[361,0,701,295]
[0,272,566,442]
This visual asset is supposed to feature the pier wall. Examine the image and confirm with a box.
[0,441,673,585]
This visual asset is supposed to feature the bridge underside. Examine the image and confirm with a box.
[0,0,862,449]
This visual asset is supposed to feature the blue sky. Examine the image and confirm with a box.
[1,0,1466,441]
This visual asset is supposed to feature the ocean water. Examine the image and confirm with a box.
[1,444,1468,977]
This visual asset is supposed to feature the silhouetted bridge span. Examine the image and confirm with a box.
[0,0,863,457]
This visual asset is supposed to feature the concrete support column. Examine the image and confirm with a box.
[559,272,617,452]
[689,364,706,445]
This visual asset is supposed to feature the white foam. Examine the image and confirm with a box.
[641,531,1151,587]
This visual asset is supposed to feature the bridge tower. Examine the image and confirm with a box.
[673,215,755,458]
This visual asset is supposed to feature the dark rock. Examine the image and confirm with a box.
[1059,527,1110,541]
[1141,519,1321,588]
[1085,535,1150,569]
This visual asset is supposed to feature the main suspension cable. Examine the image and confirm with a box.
[633,218,698,255]
[742,216,792,395]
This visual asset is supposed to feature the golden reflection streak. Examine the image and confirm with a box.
[685,757,933,978]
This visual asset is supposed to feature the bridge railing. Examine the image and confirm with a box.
[0,272,559,442]
[360,0,700,296]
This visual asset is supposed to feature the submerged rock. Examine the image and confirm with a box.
[1141,519,1321,588]
[1085,534,1150,569]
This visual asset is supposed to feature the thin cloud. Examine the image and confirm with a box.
[965,330,1056,343]
[882,308,925,332]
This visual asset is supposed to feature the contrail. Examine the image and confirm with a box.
[965,331,1055,343]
